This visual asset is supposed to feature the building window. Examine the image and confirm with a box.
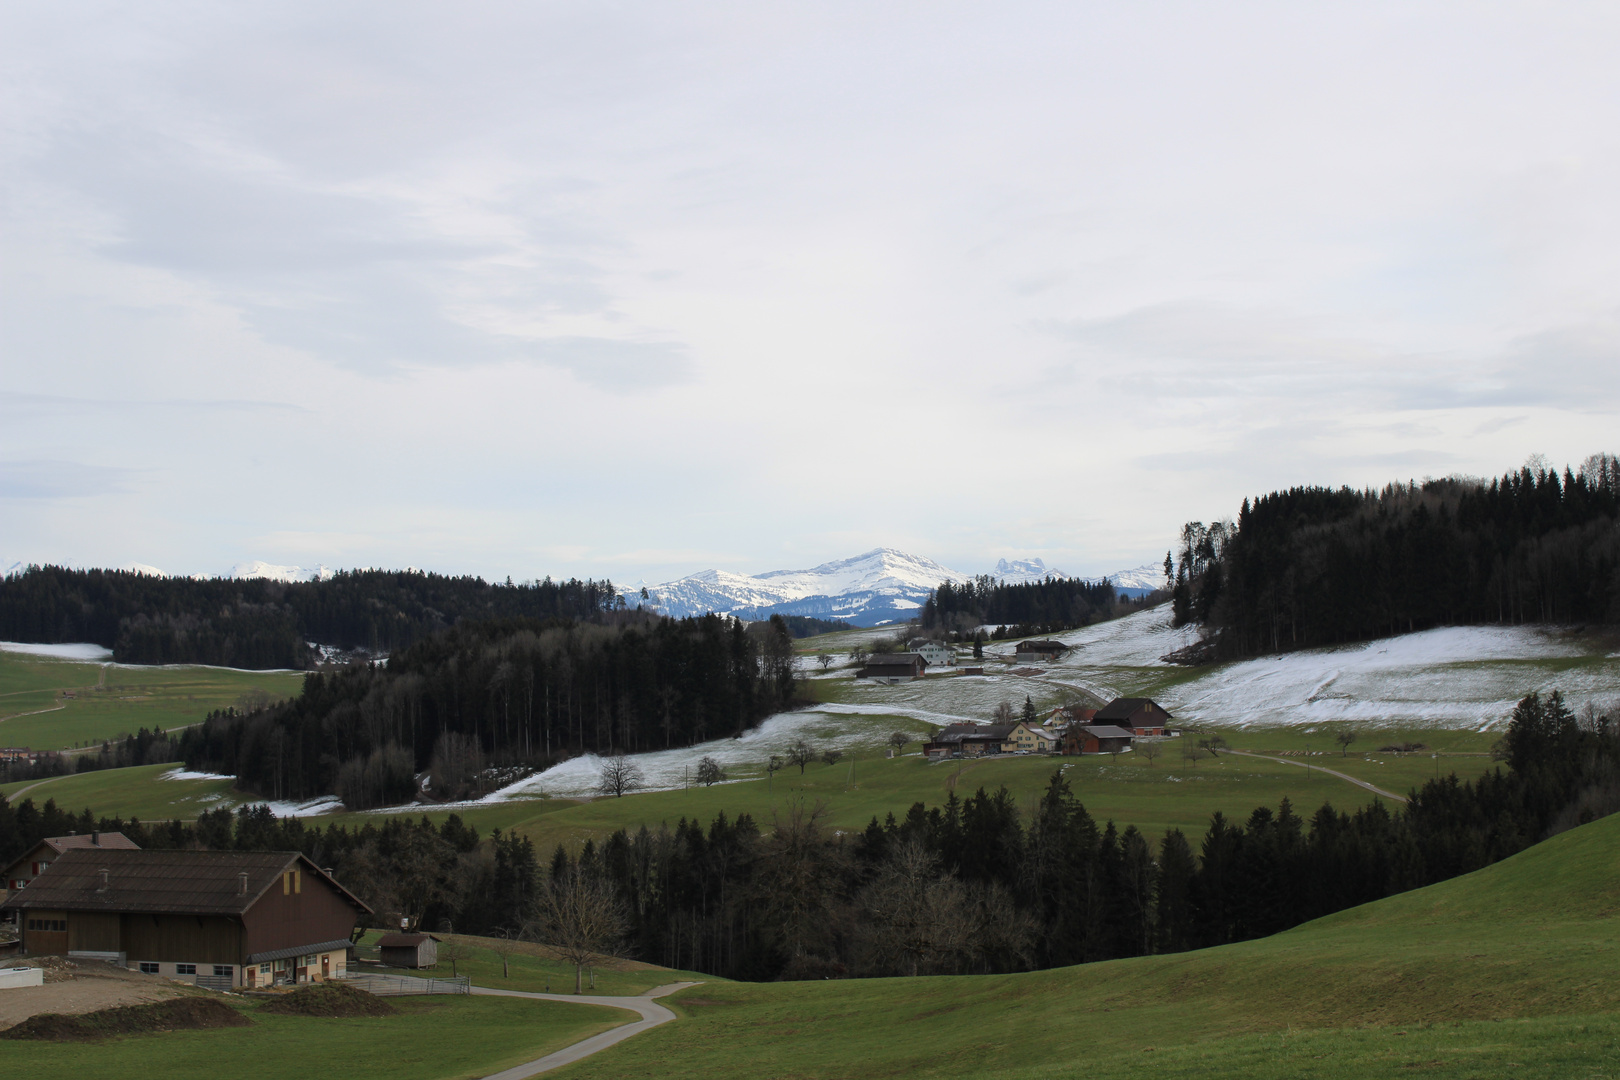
[213,965,232,977]
[26,918,66,932]
[176,963,196,975]
[274,959,289,971]
[139,962,159,974]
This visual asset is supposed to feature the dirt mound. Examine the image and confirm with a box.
[258,981,396,1018]
[2,997,251,1041]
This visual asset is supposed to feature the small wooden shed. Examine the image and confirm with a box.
[377,932,440,969]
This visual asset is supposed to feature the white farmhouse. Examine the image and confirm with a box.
[907,638,957,667]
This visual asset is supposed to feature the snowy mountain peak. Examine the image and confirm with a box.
[231,560,337,583]
[123,562,166,577]
[995,557,1068,583]
[1105,562,1170,593]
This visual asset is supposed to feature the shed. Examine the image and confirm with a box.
[1063,724,1136,755]
[1014,640,1070,662]
[855,653,928,683]
[377,932,440,969]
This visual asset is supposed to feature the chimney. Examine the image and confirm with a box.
[238,872,249,896]
[92,830,100,846]
[96,868,109,891]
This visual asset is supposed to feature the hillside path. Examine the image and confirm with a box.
[1224,749,1408,803]
[473,981,701,1079]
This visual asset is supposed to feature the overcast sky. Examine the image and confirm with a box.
[4,2,1619,584]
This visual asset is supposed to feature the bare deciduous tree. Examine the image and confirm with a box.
[437,935,469,978]
[1335,729,1358,757]
[816,652,834,671]
[993,701,1016,725]
[786,739,815,774]
[1137,740,1161,767]
[489,927,521,978]
[1198,734,1229,758]
[821,748,843,767]
[528,867,628,994]
[889,731,910,756]
[696,755,726,787]
[596,753,645,798]
[856,838,976,977]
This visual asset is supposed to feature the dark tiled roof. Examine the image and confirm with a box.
[0,849,371,917]
[1094,697,1172,722]
[1016,640,1069,651]
[248,939,355,965]
[42,833,141,855]
[865,654,924,666]
[930,723,1017,744]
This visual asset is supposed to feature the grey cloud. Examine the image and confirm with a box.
[0,460,138,499]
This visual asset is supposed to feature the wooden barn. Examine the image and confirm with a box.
[3,831,141,901]
[377,932,440,968]
[1093,697,1175,737]
[855,653,928,683]
[1014,640,1069,662]
[0,849,370,989]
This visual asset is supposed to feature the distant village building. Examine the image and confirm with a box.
[0,849,370,989]
[1094,697,1175,737]
[1015,640,1070,663]
[856,653,928,684]
[923,722,1017,760]
[1063,725,1136,755]
[3,832,140,901]
[1007,722,1062,754]
[907,639,957,667]
[1047,704,1097,727]
[377,932,440,969]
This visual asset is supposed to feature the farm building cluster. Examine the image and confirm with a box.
[855,638,1074,683]
[921,697,1177,761]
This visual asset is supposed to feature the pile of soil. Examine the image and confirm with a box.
[258,981,396,1018]
[2,997,251,1041]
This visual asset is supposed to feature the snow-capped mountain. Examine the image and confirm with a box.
[231,560,337,583]
[1105,562,1170,596]
[123,562,165,577]
[629,548,973,627]
[994,557,1068,583]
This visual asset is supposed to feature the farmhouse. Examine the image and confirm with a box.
[0,848,371,989]
[1007,722,1061,754]
[1047,704,1097,726]
[377,932,440,968]
[907,639,957,667]
[3,831,140,900]
[1063,724,1136,755]
[923,722,1017,760]
[856,653,928,683]
[1094,697,1175,737]
[1014,640,1069,662]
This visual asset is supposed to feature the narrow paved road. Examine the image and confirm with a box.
[474,981,702,1079]
[1224,749,1409,803]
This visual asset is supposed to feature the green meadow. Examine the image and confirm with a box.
[555,809,1620,1079]
[0,762,240,820]
[0,992,626,1080]
[0,650,305,752]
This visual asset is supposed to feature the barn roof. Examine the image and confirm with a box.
[865,653,924,665]
[376,933,441,948]
[1080,725,1136,740]
[1016,640,1069,651]
[1094,697,1172,722]
[0,849,371,917]
[39,832,142,856]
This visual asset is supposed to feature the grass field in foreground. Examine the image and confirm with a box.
[0,990,625,1080]
[0,651,305,751]
[556,809,1620,1080]
[0,763,239,821]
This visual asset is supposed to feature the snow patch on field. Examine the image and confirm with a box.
[159,768,233,782]
[0,641,113,661]
[1162,624,1596,730]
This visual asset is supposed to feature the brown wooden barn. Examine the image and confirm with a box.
[1062,724,1136,755]
[0,849,371,989]
[377,932,440,968]
[855,653,928,683]
[1093,697,1175,737]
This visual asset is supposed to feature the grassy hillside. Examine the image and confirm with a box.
[554,810,1620,1079]
[0,763,239,820]
[0,651,304,751]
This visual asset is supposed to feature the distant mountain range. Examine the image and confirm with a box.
[624,548,1169,626]
[229,560,337,583]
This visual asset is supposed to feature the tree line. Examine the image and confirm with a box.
[177,613,798,807]
[0,566,620,668]
[1176,454,1620,658]
[919,575,1122,634]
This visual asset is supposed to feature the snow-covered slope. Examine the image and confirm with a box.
[632,548,973,626]
[231,561,336,583]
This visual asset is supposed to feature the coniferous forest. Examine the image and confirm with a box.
[0,566,620,668]
[1169,454,1620,657]
[178,613,798,807]
[919,575,1121,633]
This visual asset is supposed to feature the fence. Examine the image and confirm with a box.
[340,972,470,996]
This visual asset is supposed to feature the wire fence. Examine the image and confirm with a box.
[341,972,471,996]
